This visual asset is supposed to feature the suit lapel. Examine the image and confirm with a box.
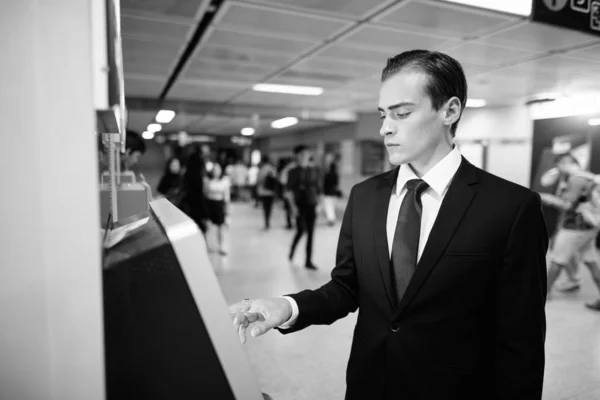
[393,158,479,319]
[374,167,399,312]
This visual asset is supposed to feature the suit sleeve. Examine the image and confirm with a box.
[494,192,549,399]
[277,186,359,334]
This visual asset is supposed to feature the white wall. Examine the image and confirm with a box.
[458,105,533,187]
[0,1,105,399]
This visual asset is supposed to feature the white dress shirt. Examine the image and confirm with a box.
[280,146,463,328]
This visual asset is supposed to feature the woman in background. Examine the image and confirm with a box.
[157,157,182,202]
[206,163,231,255]
[257,155,277,230]
[322,153,340,226]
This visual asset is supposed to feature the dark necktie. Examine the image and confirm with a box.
[391,179,429,306]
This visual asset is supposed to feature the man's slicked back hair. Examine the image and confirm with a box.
[381,50,468,136]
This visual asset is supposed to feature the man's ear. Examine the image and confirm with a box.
[443,96,462,128]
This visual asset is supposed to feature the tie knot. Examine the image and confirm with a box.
[406,179,428,195]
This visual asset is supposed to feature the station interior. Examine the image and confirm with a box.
[3,0,600,399]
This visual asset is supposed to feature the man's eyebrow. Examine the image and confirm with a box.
[377,102,416,112]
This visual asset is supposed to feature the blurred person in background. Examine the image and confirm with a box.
[574,184,600,310]
[180,145,210,234]
[97,130,147,174]
[279,158,296,230]
[322,152,341,226]
[257,155,278,230]
[286,145,321,270]
[542,160,600,310]
[248,161,260,207]
[157,157,182,203]
[230,159,248,202]
[541,153,588,293]
[205,163,231,256]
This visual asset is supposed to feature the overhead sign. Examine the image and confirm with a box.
[532,0,600,35]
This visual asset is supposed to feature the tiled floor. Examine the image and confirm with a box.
[212,202,600,400]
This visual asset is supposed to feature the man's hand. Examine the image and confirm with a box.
[228,297,292,344]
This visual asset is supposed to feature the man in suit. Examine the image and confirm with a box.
[285,145,322,270]
[229,50,548,400]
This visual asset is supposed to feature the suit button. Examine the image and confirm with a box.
[390,323,400,333]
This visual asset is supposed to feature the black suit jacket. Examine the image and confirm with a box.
[280,158,549,400]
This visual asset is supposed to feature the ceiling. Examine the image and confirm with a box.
[121,0,600,136]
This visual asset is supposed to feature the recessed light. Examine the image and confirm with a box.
[271,117,299,129]
[142,131,154,140]
[147,123,162,133]
[253,83,323,96]
[156,110,176,124]
[241,127,255,136]
[588,118,600,126]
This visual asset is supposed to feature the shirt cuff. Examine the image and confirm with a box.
[278,296,299,329]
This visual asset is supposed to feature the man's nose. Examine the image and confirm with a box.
[380,118,394,137]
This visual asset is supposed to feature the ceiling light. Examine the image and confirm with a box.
[241,127,255,136]
[589,118,600,126]
[156,110,176,124]
[253,83,323,96]
[442,0,532,16]
[147,123,162,133]
[142,131,154,140]
[271,117,299,129]
[466,99,487,108]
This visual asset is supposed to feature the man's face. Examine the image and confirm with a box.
[297,150,312,166]
[378,71,447,166]
[125,150,142,168]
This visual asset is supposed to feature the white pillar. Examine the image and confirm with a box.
[0,1,105,399]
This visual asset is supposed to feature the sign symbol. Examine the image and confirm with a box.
[543,0,569,10]
[572,0,591,13]
[591,1,600,30]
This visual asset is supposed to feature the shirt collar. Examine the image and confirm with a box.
[395,145,463,197]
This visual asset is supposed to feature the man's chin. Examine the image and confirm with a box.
[388,152,407,166]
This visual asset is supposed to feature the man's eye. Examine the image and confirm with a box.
[379,114,386,120]
[396,112,410,119]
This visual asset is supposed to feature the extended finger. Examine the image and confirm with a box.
[229,302,251,314]
[238,318,250,344]
[232,312,246,328]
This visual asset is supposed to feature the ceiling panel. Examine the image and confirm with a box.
[564,44,600,63]
[194,44,295,67]
[124,54,173,77]
[217,3,349,41]
[121,15,193,43]
[339,25,460,53]
[122,37,182,59]
[232,91,309,106]
[376,1,517,39]
[293,56,381,78]
[188,114,235,129]
[204,28,315,55]
[484,54,600,86]
[183,59,275,82]
[317,44,390,66]
[478,22,600,53]
[236,0,390,19]
[445,42,539,68]
[124,75,166,98]
[121,0,206,19]
[167,80,248,101]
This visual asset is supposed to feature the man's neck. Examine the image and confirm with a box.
[409,137,454,177]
